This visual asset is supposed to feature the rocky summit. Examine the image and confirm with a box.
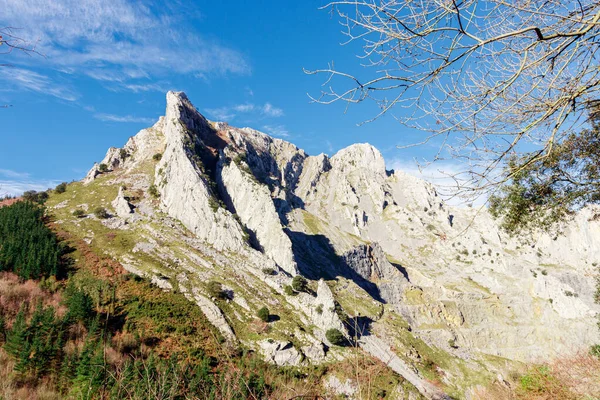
[58,91,599,398]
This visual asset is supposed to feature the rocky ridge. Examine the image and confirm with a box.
[71,91,600,399]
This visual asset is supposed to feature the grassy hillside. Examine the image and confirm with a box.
[0,197,417,399]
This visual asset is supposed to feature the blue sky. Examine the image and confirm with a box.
[0,0,448,196]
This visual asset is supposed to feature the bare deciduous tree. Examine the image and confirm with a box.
[306,1,600,202]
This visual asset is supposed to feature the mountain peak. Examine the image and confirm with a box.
[77,92,600,393]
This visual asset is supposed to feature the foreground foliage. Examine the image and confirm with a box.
[490,102,600,234]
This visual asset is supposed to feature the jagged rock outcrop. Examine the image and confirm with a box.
[342,243,410,304]
[155,92,247,252]
[83,163,101,184]
[191,289,236,343]
[111,187,133,219]
[258,340,304,367]
[313,279,347,335]
[78,90,600,399]
[218,153,298,275]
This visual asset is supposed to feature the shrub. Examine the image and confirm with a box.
[72,209,86,218]
[591,344,600,358]
[55,182,67,194]
[120,148,128,159]
[315,304,323,314]
[93,207,109,219]
[257,307,269,322]
[325,328,345,346]
[23,190,49,204]
[262,268,276,276]
[98,163,108,173]
[291,276,308,293]
[64,283,95,324]
[148,184,160,198]
[284,285,295,296]
[207,281,226,300]
[153,153,163,161]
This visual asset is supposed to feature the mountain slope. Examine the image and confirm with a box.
[47,91,600,399]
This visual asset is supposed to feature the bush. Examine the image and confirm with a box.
[23,190,49,204]
[325,328,346,346]
[262,268,276,276]
[153,153,163,161]
[120,148,129,159]
[590,344,600,358]
[257,307,269,322]
[148,184,160,198]
[98,163,108,173]
[291,276,308,293]
[315,304,323,314]
[284,285,295,296]
[72,209,86,218]
[55,182,67,194]
[207,281,226,300]
[93,207,109,219]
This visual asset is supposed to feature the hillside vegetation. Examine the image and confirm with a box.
[0,200,411,399]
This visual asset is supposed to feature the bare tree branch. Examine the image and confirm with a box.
[307,0,600,202]
[0,27,43,108]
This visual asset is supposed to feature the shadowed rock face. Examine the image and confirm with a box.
[84,91,600,371]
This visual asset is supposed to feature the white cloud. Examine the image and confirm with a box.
[94,113,155,124]
[233,103,256,113]
[0,179,62,196]
[262,103,284,117]
[262,125,291,138]
[386,157,487,206]
[0,0,250,89]
[119,83,169,93]
[206,102,284,121]
[205,107,236,122]
[0,68,78,101]
[0,169,30,179]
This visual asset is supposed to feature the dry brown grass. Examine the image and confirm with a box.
[0,349,61,400]
[471,351,600,400]
[0,272,65,323]
[249,319,271,335]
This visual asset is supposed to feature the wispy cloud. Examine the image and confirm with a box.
[111,83,170,93]
[94,113,155,124]
[205,102,284,121]
[1,0,250,92]
[0,169,31,179]
[262,125,291,138]
[0,68,78,101]
[0,179,62,196]
[386,157,487,206]
[262,103,284,117]
[205,107,235,122]
[325,140,334,154]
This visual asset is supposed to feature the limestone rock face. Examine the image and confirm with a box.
[258,340,304,367]
[342,243,410,304]
[80,90,600,386]
[122,117,165,165]
[83,163,101,184]
[218,155,298,275]
[313,279,346,334]
[155,92,247,252]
